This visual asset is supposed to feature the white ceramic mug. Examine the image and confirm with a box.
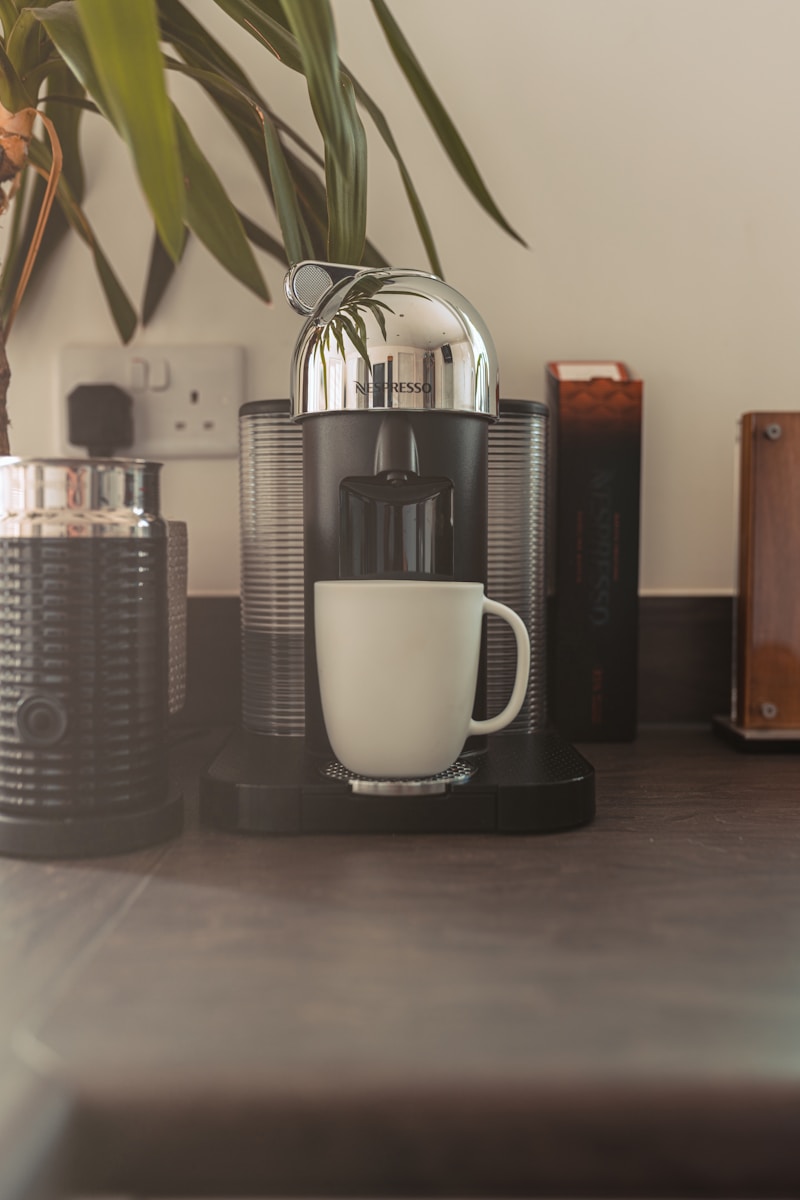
[314,579,530,779]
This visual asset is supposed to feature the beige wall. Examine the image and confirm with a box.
[3,0,798,594]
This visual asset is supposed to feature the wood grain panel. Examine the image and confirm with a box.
[736,412,800,729]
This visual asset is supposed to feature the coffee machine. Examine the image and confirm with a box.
[201,264,594,833]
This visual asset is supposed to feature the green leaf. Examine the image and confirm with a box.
[163,54,260,117]
[92,246,138,343]
[0,0,19,41]
[237,210,288,266]
[174,0,422,270]
[20,53,69,101]
[6,9,49,85]
[162,48,328,265]
[0,65,86,323]
[370,0,527,248]
[262,108,313,266]
[172,104,269,303]
[74,0,186,260]
[276,0,369,261]
[210,0,369,260]
[28,4,111,116]
[163,0,385,266]
[353,79,442,275]
[163,50,322,169]
[141,226,188,326]
[324,72,366,263]
[142,212,284,329]
[0,161,32,317]
[46,62,85,196]
[209,0,304,72]
[162,0,275,94]
[234,0,370,266]
[26,135,137,341]
[278,0,351,172]
[0,36,33,107]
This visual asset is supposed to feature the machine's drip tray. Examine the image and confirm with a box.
[320,759,478,796]
[201,731,595,834]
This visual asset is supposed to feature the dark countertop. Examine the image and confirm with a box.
[2,727,800,1198]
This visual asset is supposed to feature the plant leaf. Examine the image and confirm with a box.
[0,36,33,107]
[163,50,323,169]
[74,0,186,260]
[26,134,137,341]
[370,0,526,247]
[278,0,351,172]
[162,40,330,262]
[164,0,387,267]
[337,62,443,275]
[0,0,19,41]
[262,108,313,266]
[204,0,437,272]
[237,210,288,265]
[209,0,304,74]
[141,226,188,326]
[46,62,85,196]
[278,0,368,260]
[28,2,108,111]
[0,64,85,323]
[142,211,287,329]
[324,71,366,262]
[172,104,269,302]
[6,9,49,84]
[161,0,282,111]
[0,161,32,318]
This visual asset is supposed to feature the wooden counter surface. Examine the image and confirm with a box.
[2,727,800,1197]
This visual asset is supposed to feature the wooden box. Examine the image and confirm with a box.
[728,411,800,739]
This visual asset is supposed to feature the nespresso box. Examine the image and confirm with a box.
[547,362,642,741]
[715,411,800,747]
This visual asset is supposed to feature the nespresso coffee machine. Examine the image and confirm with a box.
[201,263,594,833]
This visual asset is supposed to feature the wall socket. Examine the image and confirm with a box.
[58,344,245,458]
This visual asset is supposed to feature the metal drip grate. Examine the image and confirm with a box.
[320,759,478,796]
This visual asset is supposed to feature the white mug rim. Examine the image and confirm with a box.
[315,579,485,592]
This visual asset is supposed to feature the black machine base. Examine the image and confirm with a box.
[200,730,595,834]
[0,791,183,859]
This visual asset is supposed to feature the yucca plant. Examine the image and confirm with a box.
[0,0,523,454]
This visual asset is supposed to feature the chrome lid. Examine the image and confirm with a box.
[286,262,499,419]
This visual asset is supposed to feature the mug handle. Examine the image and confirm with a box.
[468,597,531,737]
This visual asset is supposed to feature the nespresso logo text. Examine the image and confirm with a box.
[355,381,432,395]
[588,469,614,627]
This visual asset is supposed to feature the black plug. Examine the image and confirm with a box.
[67,383,133,458]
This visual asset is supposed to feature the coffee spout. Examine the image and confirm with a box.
[373,416,420,478]
[283,261,361,315]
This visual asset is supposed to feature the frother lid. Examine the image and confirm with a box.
[286,263,499,420]
[0,458,162,527]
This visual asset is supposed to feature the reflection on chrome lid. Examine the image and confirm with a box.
[286,263,499,420]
